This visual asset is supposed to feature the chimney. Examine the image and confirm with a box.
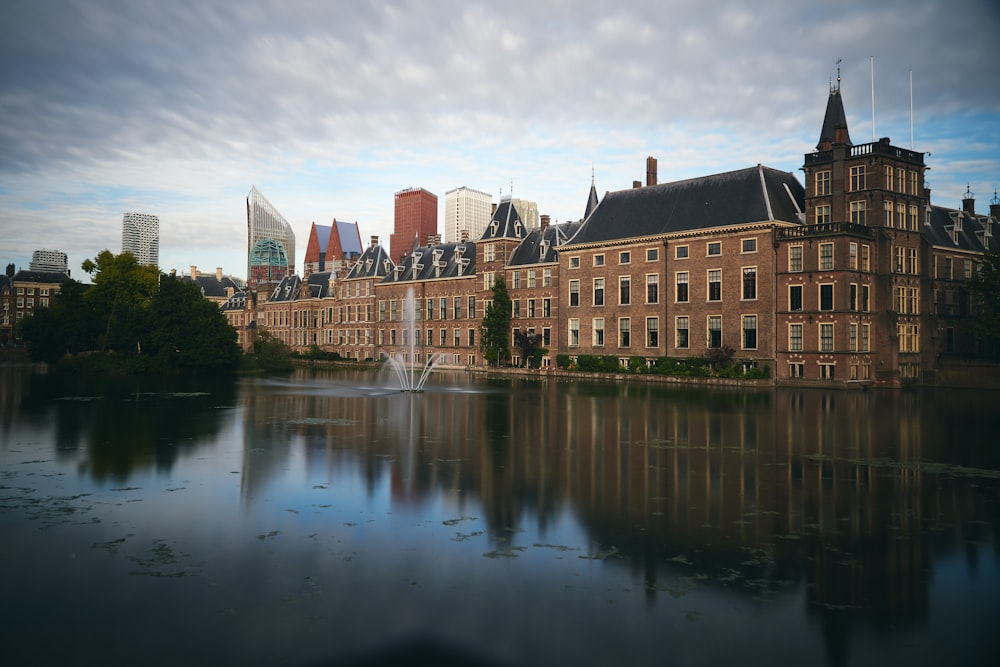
[646,156,657,186]
[963,186,976,215]
[190,265,198,278]
[370,235,379,248]
[540,214,550,231]
[460,229,470,242]
[633,180,642,189]
[990,198,1000,221]
[491,203,498,216]
[216,267,223,281]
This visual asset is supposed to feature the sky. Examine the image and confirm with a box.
[2,0,998,283]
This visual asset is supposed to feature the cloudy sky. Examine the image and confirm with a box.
[2,0,998,281]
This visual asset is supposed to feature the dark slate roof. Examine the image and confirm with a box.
[382,241,476,284]
[346,244,394,280]
[306,271,333,298]
[565,165,805,247]
[817,88,852,149]
[479,200,527,241]
[268,275,302,302]
[509,221,583,266]
[220,290,249,311]
[186,274,241,299]
[923,204,995,252]
[0,274,11,293]
[12,270,71,284]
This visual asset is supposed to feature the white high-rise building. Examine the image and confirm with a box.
[29,249,69,275]
[443,186,493,243]
[507,197,539,230]
[121,212,160,266]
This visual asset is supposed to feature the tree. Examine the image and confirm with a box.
[82,250,160,353]
[145,275,241,371]
[480,275,512,367]
[513,329,542,368]
[968,247,1000,357]
[17,278,98,362]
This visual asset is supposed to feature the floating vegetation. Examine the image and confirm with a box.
[483,546,526,559]
[533,543,580,552]
[580,545,619,561]
[287,417,358,426]
[442,516,477,526]
[668,554,693,565]
[452,531,484,542]
[256,530,279,540]
[803,454,1000,480]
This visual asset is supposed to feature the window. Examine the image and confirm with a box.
[646,317,658,347]
[543,268,552,287]
[908,248,919,274]
[897,167,906,193]
[850,201,866,225]
[885,165,894,191]
[820,284,834,311]
[849,283,858,311]
[909,171,918,196]
[512,299,520,318]
[816,170,831,196]
[708,316,722,348]
[676,272,689,302]
[820,323,834,352]
[646,248,659,261]
[454,328,461,347]
[908,205,918,231]
[819,243,834,270]
[440,298,448,320]
[542,298,551,317]
[454,297,462,319]
[820,364,835,379]
[861,245,871,272]
[742,267,756,300]
[594,254,605,267]
[468,329,476,346]
[861,284,870,312]
[484,244,495,262]
[619,251,631,264]
[440,328,447,345]
[849,243,858,270]
[618,318,631,347]
[512,270,521,289]
[908,287,920,315]
[593,278,604,306]
[861,323,870,352]
[676,316,689,348]
[742,238,757,253]
[483,271,495,290]
[816,205,831,225]
[675,245,689,259]
[849,323,858,352]
[527,269,536,288]
[707,242,721,256]
[569,280,580,307]
[789,323,803,352]
[789,246,803,272]
[619,276,631,305]
[789,285,803,311]
[569,256,580,269]
[568,319,580,346]
[468,296,476,319]
[885,201,894,227]
[528,299,536,318]
[593,318,605,347]
[965,259,973,280]
[708,270,721,301]
[646,274,659,304]
[850,165,866,191]
[897,203,906,228]
[742,315,757,349]
[789,362,804,378]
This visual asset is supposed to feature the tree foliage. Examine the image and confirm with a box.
[968,247,1000,357]
[480,276,512,367]
[19,251,240,373]
[513,329,542,368]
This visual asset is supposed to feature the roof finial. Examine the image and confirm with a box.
[992,190,999,206]
[831,58,842,93]
[965,184,974,200]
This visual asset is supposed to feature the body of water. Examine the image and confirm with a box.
[1,365,998,666]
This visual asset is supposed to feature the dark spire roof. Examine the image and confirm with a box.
[584,174,600,221]
[479,200,526,241]
[817,85,852,150]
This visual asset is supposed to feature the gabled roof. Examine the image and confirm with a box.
[12,270,71,284]
[382,241,477,283]
[220,290,249,311]
[346,243,395,280]
[565,165,805,247]
[479,200,527,241]
[509,221,583,266]
[306,271,333,298]
[584,181,600,221]
[923,204,994,253]
[313,224,333,253]
[185,274,241,299]
[336,220,363,257]
[817,88,852,150]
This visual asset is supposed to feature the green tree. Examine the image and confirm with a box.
[145,275,241,371]
[480,275,512,367]
[513,329,542,368]
[17,278,98,362]
[968,247,1000,357]
[81,250,160,353]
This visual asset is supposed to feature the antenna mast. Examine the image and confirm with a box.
[909,69,914,149]
[870,56,876,142]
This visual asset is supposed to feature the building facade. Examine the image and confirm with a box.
[29,249,69,275]
[122,212,160,267]
[443,186,493,244]
[303,220,363,276]
[389,188,438,262]
[246,185,295,288]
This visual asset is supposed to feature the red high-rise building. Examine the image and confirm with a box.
[390,188,438,262]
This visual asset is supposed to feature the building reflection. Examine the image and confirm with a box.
[241,369,1000,663]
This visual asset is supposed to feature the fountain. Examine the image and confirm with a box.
[384,287,446,392]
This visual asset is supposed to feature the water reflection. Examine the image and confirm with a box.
[2,365,997,666]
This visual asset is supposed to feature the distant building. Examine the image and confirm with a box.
[121,212,160,266]
[29,249,69,275]
[507,197,539,230]
[443,186,492,244]
[390,187,438,262]
[246,186,295,288]
[177,266,243,305]
[5,267,67,342]
[303,220,364,276]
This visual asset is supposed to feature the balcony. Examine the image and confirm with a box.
[805,141,925,167]
[776,221,874,240]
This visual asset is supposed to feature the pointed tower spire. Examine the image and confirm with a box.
[584,166,600,220]
[817,62,852,150]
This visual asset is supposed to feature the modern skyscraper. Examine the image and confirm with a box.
[121,212,160,266]
[246,185,295,287]
[443,186,492,243]
[390,187,438,261]
[29,249,69,275]
[507,197,539,230]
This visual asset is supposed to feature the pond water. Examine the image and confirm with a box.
[1,364,998,666]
